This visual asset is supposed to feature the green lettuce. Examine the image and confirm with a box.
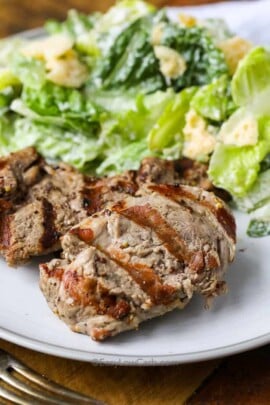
[191,75,235,122]
[148,87,196,150]
[96,138,153,175]
[0,38,26,69]
[45,9,99,37]
[209,46,270,198]
[209,115,270,197]
[247,201,270,237]
[234,169,270,212]
[159,24,229,91]
[96,0,155,31]
[0,114,16,155]
[232,47,270,107]
[200,18,233,44]
[11,54,46,89]
[9,118,101,170]
[0,70,21,113]
[92,12,166,93]
[12,82,101,134]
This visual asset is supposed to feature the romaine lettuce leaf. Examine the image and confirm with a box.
[87,88,173,146]
[0,70,22,113]
[12,82,101,134]
[200,18,233,44]
[232,47,270,107]
[46,9,99,37]
[246,201,270,237]
[191,75,235,122]
[0,38,26,68]
[148,87,196,150]
[247,216,270,238]
[234,169,270,212]
[0,114,16,155]
[11,54,46,89]
[96,0,155,33]
[93,12,166,93]
[209,116,270,196]
[96,138,152,175]
[160,24,229,91]
[9,118,101,170]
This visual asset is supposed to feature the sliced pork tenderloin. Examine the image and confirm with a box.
[40,184,236,341]
[0,148,231,266]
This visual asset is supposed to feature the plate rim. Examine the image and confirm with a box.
[1,15,270,366]
[0,326,269,365]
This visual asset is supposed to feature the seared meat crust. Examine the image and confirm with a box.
[40,184,236,341]
[0,148,89,265]
[0,148,230,266]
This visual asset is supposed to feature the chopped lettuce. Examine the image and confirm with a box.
[200,18,233,44]
[9,118,101,170]
[12,82,101,134]
[232,47,270,107]
[247,202,270,237]
[47,1,156,59]
[234,169,270,212]
[45,10,99,37]
[148,87,196,150]
[209,115,270,197]
[191,75,235,122]
[92,12,166,93]
[0,2,255,187]
[0,38,26,68]
[96,138,152,175]
[0,114,16,155]
[95,0,155,34]
[159,24,229,90]
[247,217,270,238]
[0,70,21,90]
[11,54,46,89]
[0,70,21,114]
[209,46,270,204]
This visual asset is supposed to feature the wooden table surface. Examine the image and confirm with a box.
[0,1,269,404]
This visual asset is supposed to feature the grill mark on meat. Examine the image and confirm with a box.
[95,246,177,305]
[70,227,94,244]
[40,264,64,281]
[110,179,138,195]
[81,185,104,216]
[0,161,7,170]
[81,177,138,216]
[149,184,236,243]
[0,215,11,249]
[113,202,205,272]
[40,199,59,250]
[63,270,131,319]
[0,199,13,211]
[108,299,131,320]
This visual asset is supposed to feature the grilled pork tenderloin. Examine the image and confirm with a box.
[0,148,227,266]
[40,184,236,341]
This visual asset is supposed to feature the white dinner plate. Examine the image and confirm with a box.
[0,2,270,365]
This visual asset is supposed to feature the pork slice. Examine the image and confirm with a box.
[0,153,90,266]
[0,200,60,264]
[40,184,236,341]
[0,147,44,202]
[81,171,138,216]
[136,157,179,185]
[137,157,231,200]
[40,246,188,341]
[0,147,231,267]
